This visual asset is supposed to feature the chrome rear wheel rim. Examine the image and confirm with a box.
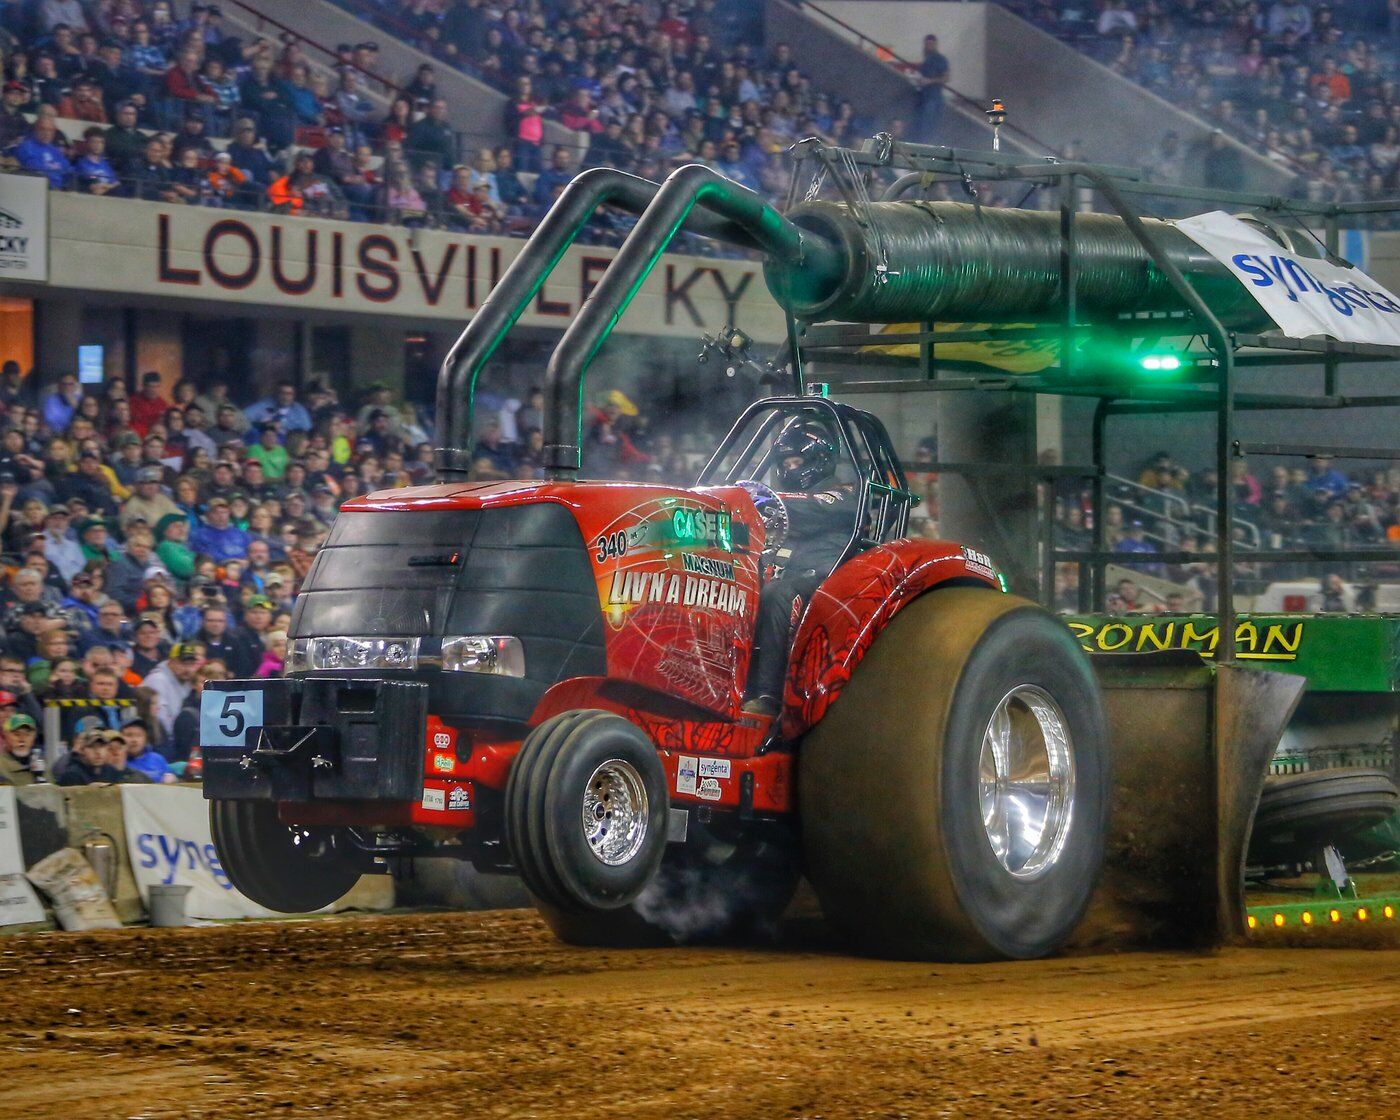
[978,685,1075,880]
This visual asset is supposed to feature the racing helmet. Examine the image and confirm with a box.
[773,418,837,491]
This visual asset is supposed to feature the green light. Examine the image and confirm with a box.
[1139,353,1183,374]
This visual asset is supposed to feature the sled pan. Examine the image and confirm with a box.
[1071,652,1306,950]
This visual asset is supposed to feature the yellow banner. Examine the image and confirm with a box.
[871,322,1060,373]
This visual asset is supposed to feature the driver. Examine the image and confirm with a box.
[744,419,856,716]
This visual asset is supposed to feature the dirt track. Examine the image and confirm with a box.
[0,910,1398,1119]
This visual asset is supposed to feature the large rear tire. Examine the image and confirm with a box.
[209,799,363,913]
[800,587,1109,961]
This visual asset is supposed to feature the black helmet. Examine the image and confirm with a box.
[774,418,837,491]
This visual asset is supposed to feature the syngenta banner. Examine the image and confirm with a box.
[0,173,49,282]
[1176,211,1400,345]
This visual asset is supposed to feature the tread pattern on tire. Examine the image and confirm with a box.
[1253,768,1399,846]
[506,709,667,911]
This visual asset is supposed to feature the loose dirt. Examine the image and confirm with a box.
[0,909,1397,1119]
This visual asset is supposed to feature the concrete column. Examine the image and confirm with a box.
[346,323,405,397]
[33,295,83,383]
[132,309,183,391]
[936,392,1039,596]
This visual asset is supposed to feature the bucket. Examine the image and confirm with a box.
[148,884,193,928]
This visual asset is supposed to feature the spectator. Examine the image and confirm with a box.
[52,728,121,787]
[532,144,575,207]
[255,630,286,678]
[41,506,84,581]
[129,617,168,679]
[120,465,179,532]
[14,117,70,188]
[118,719,174,783]
[129,134,180,202]
[506,75,545,171]
[171,658,228,763]
[916,34,949,143]
[129,371,169,436]
[140,640,203,744]
[223,595,270,677]
[0,714,41,786]
[190,496,249,563]
[72,127,120,195]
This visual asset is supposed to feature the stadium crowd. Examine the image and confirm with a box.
[1008,0,1400,201]
[0,0,891,235]
[0,0,521,225]
[1051,445,1400,611]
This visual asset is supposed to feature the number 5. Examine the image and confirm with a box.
[220,694,247,738]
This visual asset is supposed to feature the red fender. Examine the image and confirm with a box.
[780,539,1002,739]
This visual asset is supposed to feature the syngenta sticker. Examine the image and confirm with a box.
[697,758,731,779]
[1175,211,1400,345]
[676,755,698,796]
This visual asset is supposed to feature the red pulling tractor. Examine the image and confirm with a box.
[203,162,1113,961]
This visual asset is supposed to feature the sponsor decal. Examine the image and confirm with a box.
[668,507,733,551]
[1176,211,1400,346]
[421,788,446,811]
[606,571,749,615]
[1066,618,1304,660]
[961,546,997,579]
[433,731,451,749]
[682,552,736,580]
[447,786,471,812]
[676,755,698,796]
[432,753,454,773]
[595,530,630,562]
[697,758,732,780]
[697,777,723,801]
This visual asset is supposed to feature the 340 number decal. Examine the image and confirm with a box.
[595,531,629,563]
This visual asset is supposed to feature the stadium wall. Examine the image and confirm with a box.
[800,1,1293,192]
[2,191,785,340]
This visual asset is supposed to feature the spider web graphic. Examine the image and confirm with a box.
[595,495,759,715]
[782,546,976,737]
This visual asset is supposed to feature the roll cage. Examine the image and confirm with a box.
[698,395,918,568]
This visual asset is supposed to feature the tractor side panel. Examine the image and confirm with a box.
[579,485,764,719]
[781,540,1001,738]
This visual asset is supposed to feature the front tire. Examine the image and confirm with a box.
[506,710,669,912]
[799,588,1109,961]
[209,799,363,913]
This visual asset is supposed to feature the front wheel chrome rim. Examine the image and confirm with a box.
[978,685,1075,881]
[582,759,649,866]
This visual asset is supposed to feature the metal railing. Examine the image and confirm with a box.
[795,0,1058,155]
[220,0,407,102]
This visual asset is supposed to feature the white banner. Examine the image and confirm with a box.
[120,784,278,920]
[1175,210,1400,345]
[0,173,49,283]
[41,193,785,340]
[0,786,47,927]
